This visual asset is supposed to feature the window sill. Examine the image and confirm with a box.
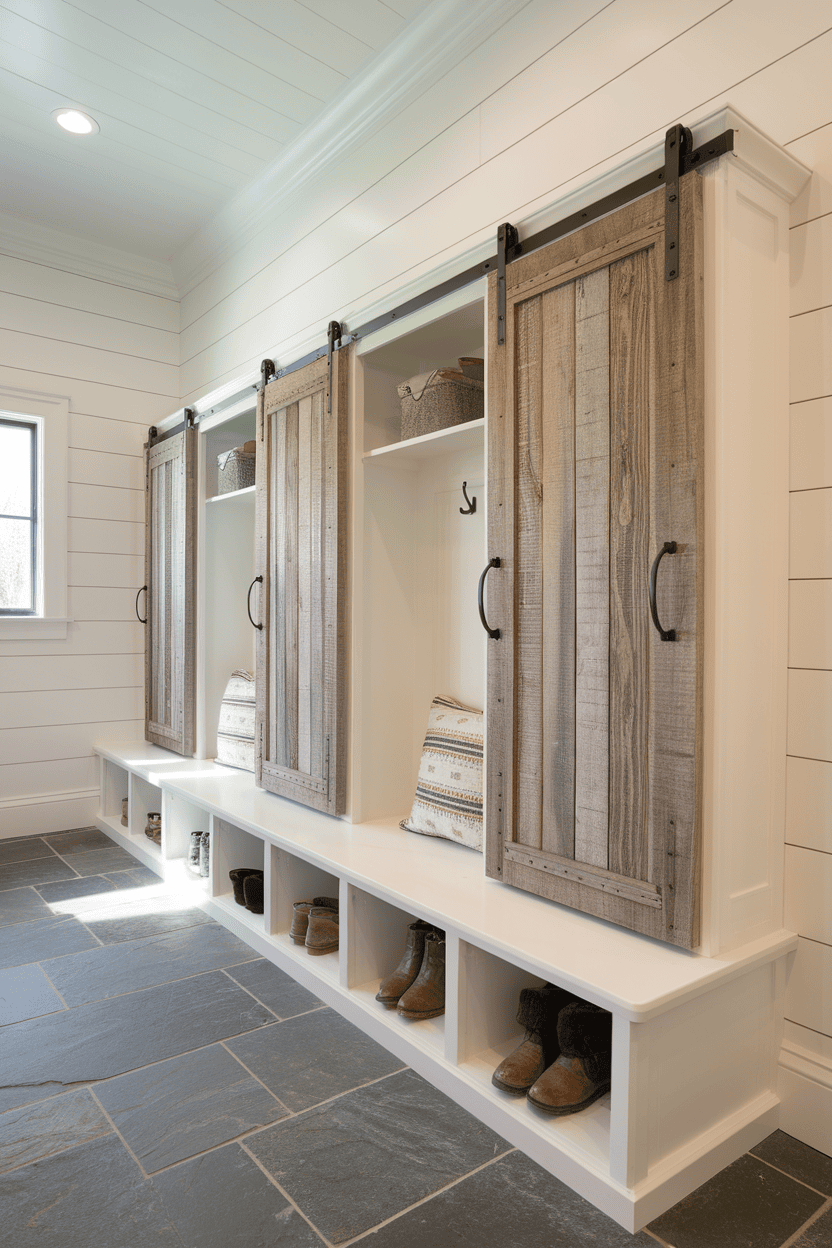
[0,617,72,641]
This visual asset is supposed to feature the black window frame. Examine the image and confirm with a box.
[0,416,38,616]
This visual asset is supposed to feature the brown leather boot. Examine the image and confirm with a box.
[290,896,338,945]
[305,905,339,955]
[491,984,576,1095]
[527,1001,612,1115]
[376,920,434,1005]
[397,930,445,1019]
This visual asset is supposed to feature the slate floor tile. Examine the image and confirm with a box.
[0,855,78,891]
[44,923,259,1006]
[246,1068,507,1243]
[226,1006,404,1111]
[153,1143,324,1248]
[751,1130,832,1195]
[44,827,114,854]
[0,915,99,970]
[0,1133,180,1247]
[0,886,52,927]
[104,865,163,888]
[0,971,273,1114]
[224,957,323,1019]
[356,1148,657,1248]
[58,845,138,876]
[0,1088,111,1173]
[96,1043,288,1172]
[0,963,65,1025]
[0,838,55,865]
[36,873,118,905]
[648,1152,826,1248]
[793,1203,832,1247]
[79,897,213,944]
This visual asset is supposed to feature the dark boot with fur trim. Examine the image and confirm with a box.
[491,984,576,1095]
[526,1001,612,1115]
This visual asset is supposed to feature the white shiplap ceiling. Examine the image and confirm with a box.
[0,0,421,261]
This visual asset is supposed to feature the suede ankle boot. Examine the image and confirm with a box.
[229,868,261,907]
[526,1001,612,1116]
[376,920,434,1005]
[397,930,445,1020]
[290,896,338,945]
[243,871,264,915]
[305,905,339,955]
[491,984,576,1095]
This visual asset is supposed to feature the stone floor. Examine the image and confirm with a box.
[1,827,831,1248]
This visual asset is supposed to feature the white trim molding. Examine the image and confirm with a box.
[172,0,527,296]
[0,209,178,301]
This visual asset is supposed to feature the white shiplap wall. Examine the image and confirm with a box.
[779,117,832,1155]
[169,0,832,1154]
[0,250,178,835]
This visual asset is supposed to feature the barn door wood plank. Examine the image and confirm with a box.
[608,247,652,883]
[255,386,270,782]
[514,295,544,850]
[574,266,611,869]
[541,282,576,860]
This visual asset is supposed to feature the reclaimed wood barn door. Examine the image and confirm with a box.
[486,176,704,948]
[254,347,350,815]
[144,427,197,756]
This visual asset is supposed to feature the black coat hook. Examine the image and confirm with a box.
[460,482,476,515]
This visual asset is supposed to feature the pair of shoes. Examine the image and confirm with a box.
[492,984,612,1116]
[229,868,264,914]
[376,921,446,1020]
[290,896,339,954]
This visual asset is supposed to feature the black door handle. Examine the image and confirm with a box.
[478,558,501,639]
[248,576,263,630]
[648,542,677,641]
[136,585,147,624]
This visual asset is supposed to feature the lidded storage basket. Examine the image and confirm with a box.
[397,368,483,441]
[217,440,256,494]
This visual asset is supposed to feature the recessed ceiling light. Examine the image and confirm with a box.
[52,108,99,135]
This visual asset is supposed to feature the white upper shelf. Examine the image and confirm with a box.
[364,418,484,465]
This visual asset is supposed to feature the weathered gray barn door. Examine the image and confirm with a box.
[143,426,197,755]
[486,176,703,948]
[254,347,350,815]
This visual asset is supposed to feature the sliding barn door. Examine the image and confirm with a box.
[486,176,703,948]
[144,427,197,755]
[254,348,350,815]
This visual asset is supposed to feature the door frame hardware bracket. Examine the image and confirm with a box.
[327,321,342,414]
[497,223,520,345]
[261,358,275,387]
[664,124,692,281]
[184,407,195,429]
[147,425,158,447]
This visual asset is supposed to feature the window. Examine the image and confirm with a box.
[0,389,68,640]
[0,417,38,615]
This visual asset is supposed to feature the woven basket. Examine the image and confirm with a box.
[457,356,484,382]
[397,369,483,441]
[217,441,256,494]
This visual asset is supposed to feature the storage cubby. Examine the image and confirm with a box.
[162,791,209,868]
[268,846,340,981]
[99,757,129,830]
[354,295,487,824]
[345,886,446,1055]
[198,403,258,762]
[127,772,163,861]
[455,941,611,1171]
[211,817,265,931]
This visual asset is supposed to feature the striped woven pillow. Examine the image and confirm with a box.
[400,694,483,853]
[216,670,255,772]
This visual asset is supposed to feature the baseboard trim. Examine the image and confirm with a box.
[779,1042,832,1155]
[0,789,99,838]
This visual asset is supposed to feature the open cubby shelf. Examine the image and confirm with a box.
[94,739,794,1233]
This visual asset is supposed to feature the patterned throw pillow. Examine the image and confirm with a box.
[216,670,255,772]
[400,694,483,853]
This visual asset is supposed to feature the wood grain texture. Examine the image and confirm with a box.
[607,247,651,883]
[257,349,350,815]
[254,385,269,784]
[143,427,196,756]
[540,282,576,860]
[514,295,544,850]
[574,266,610,869]
[648,171,704,949]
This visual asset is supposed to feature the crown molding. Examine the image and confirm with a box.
[0,210,178,300]
[171,0,527,297]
